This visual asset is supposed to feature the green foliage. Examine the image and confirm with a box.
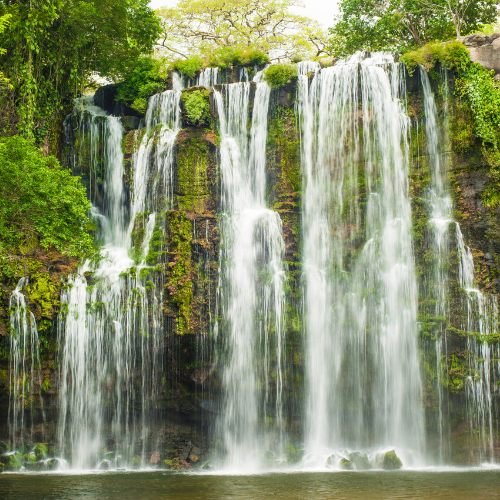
[0,136,93,257]
[263,64,298,89]
[181,90,210,126]
[171,47,270,78]
[171,56,204,79]
[328,0,498,57]
[158,0,328,62]
[206,46,270,68]
[402,41,500,209]
[116,57,166,114]
[0,13,11,88]
[400,41,469,74]
[0,0,161,142]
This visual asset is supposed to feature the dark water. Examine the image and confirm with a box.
[1,471,499,500]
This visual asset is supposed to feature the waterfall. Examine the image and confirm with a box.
[299,54,424,466]
[57,90,181,469]
[197,67,219,87]
[214,77,287,470]
[420,68,452,462]
[8,277,43,450]
[456,224,499,462]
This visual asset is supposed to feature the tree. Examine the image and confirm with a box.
[0,0,160,143]
[157,0,329,61]
[328,0,498,57]
[423,0,499,37]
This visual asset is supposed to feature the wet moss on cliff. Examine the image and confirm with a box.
[175,128,217,215]
[166,211,194,335]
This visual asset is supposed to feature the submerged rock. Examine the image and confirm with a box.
[383,450,402,470]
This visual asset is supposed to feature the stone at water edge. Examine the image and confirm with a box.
[340,457,353,470]
[382,450,402,470]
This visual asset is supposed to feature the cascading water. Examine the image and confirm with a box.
[8,277,43,450]
[299,54,425,466]
[57,89,181,469]
[419,67,499,463]
[197,67,219,87]
[214,76,287,470]
[456,224,500,461]
[420,68,453,462]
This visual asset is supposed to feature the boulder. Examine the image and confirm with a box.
[382,450,402,470]
[462,33,500,74]
[339,457,353,470]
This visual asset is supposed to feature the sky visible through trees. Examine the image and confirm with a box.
[148,0,338,26]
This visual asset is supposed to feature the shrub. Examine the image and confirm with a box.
[207,46,269,68]
[181,89,210,126]
[0,136,93,257]
[400,40,469,74]
[263,63,298,89]
[171,56,204,79]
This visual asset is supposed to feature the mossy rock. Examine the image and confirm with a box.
[349,452,372,470]
[34,443,48,460]
[383,450,402,470]
[175,129,216,214]
[339,457,353,470]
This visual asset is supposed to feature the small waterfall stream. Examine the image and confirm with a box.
[8,278,43,450]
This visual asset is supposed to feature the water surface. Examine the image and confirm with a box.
[1,471,500,500]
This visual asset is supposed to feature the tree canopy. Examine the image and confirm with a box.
[328,0,499,57]
[0,0,160,143]
[157,0,329,61]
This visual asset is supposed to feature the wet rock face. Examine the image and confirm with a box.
[93,84,143,118]
[462,33,500,74]
[453,161,500,293]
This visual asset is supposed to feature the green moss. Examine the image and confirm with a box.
[383,450,402,470]
[34,443,48,459]
[166,211,193,334]
[27,273,60,323]
[176,131,212,214]
[264,64,298,89]
[130,212,151,263]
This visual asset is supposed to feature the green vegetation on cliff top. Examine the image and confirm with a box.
[401,40,500,208]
